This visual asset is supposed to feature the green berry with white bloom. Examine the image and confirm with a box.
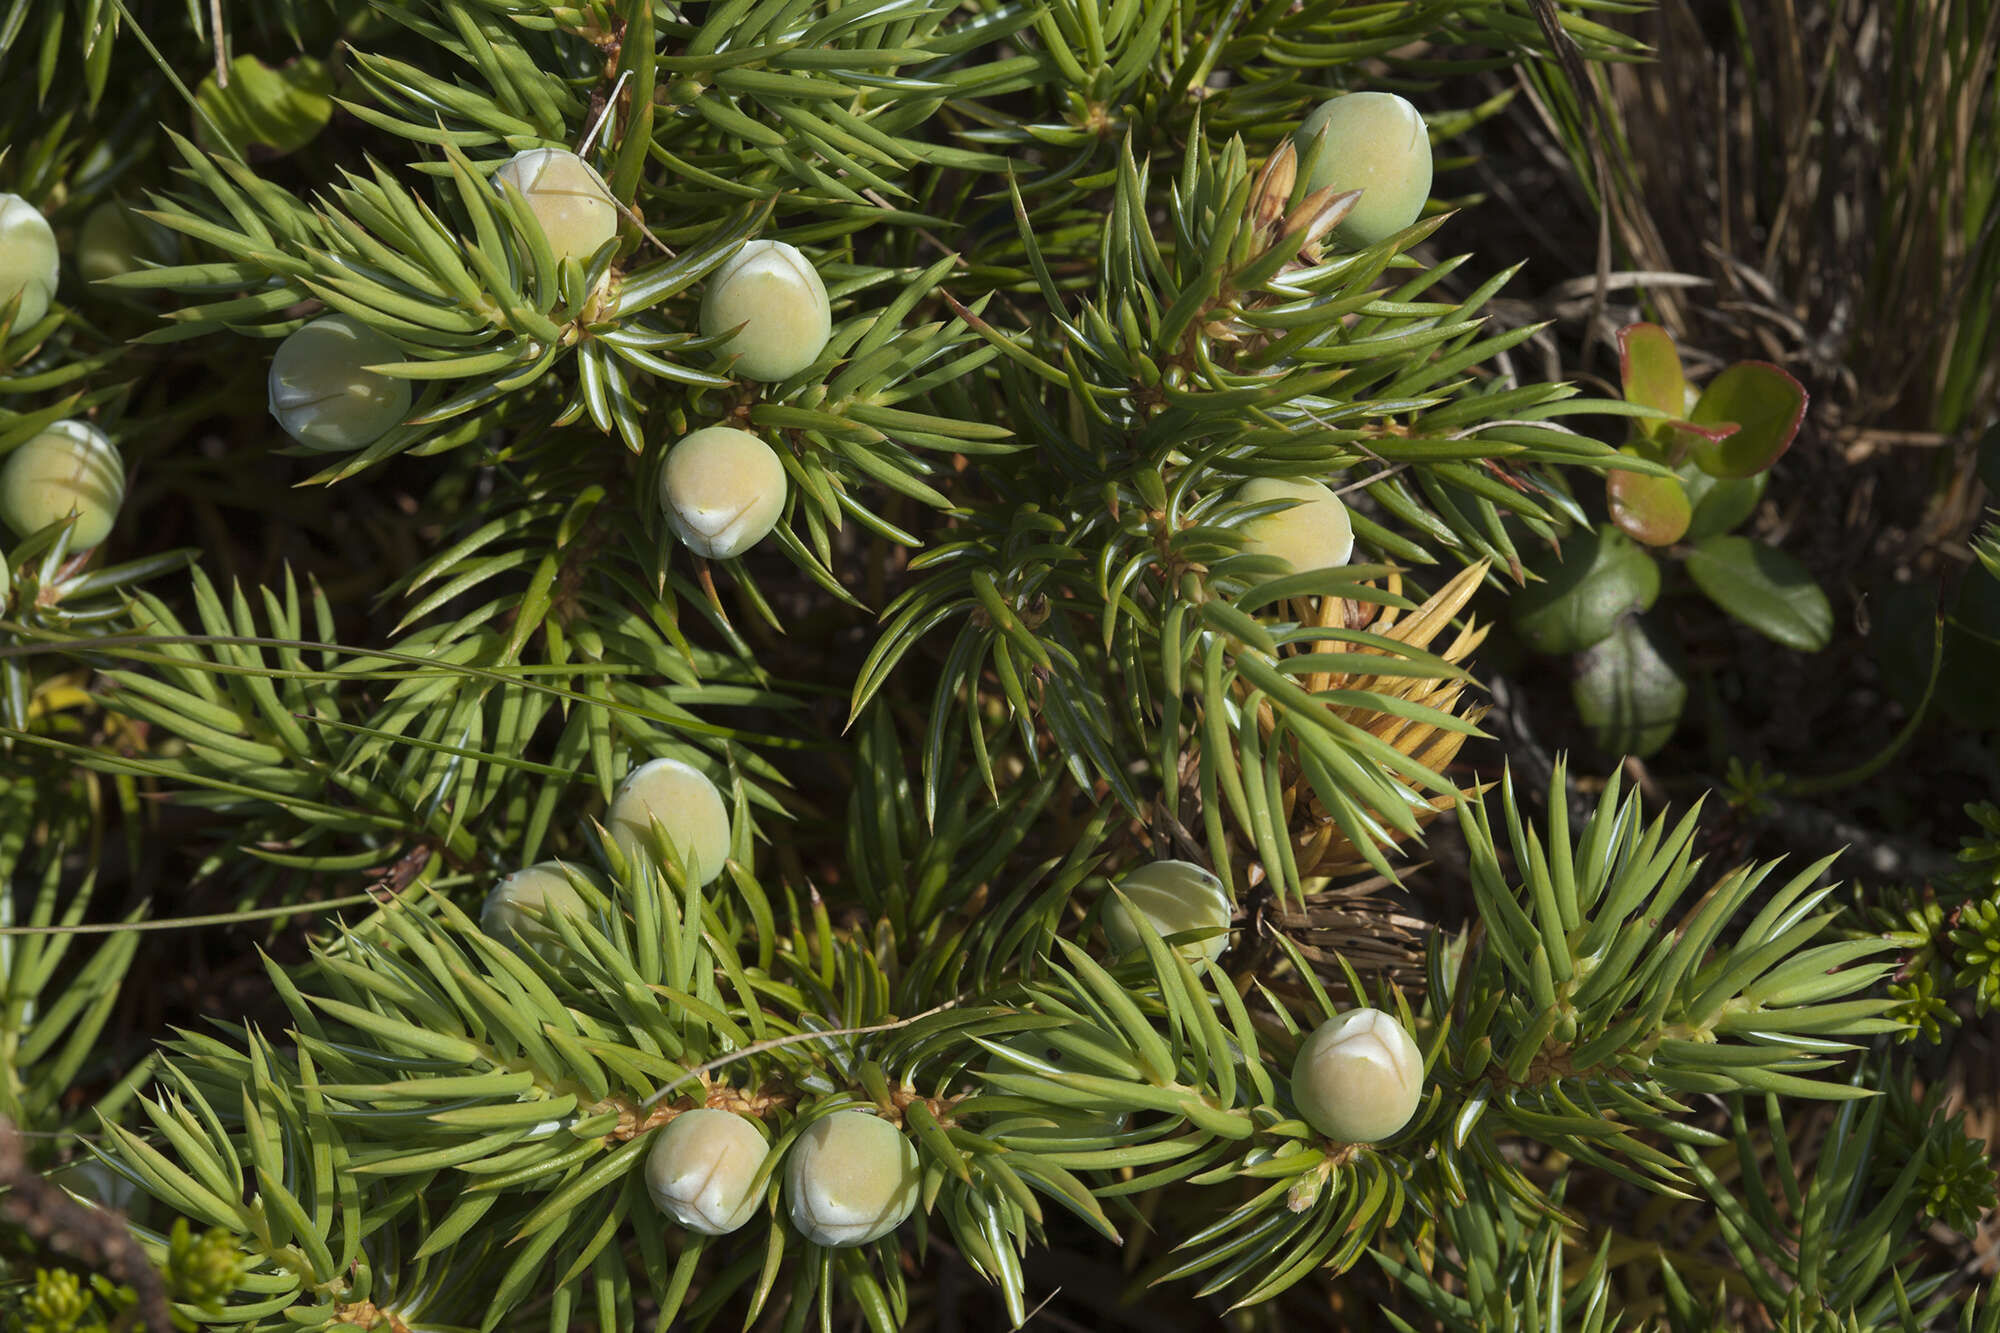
[645,1109,771,1235]
[1290,1007,1424,1144]
[492,148,618,265]
[480,862,588,962]
[785,1111,920,1247]
[605,757,732,885]
[0,193,58,331]
[660,426,788,559]
[700,240,831,381]
[1293,92,1433,248]
[1236,477,1353,576]
[1103,859,1232,964]
[0,420,125,549]
[267,314,412,452]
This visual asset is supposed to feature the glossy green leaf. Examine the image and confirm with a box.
[1617,322,1685,437]
[195,54,335,158]
[1685,536,1833,652]
[1679,463,1767,542]
[1572,615,1687,758]
[1688,362,1809,479]
[1607,466,1691,547]
[1513,527,1662,655]
[1659,415,1739,467]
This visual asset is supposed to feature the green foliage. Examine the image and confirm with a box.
[1513,526,1660,654]
[193,54,336,159]
[1555,0,2000,439]
[1617,322,1807,483]
[1878,1080,1999,1238]
[1682,362,1808,480]
[5,1221,245,1333]
[1570,613,1686,759]
[1946,891,2000,1013]
[1682,536,1832,655]
[0,775,149,1137]
[15,1267,99,1333]
[1508,321,1828,755]
[1845,806,2000,1048]
[1652,1085,1952,1332]
[0,0,1985,1329]
[40,762,1902,1328]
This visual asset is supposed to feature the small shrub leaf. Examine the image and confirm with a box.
[1607,468,1692,547]
[1617,323,1686,438]
[1513,528,1662,655]
[195,55,335,159]
[1685,536,1833,652]
[1689,362,1808,478]
[1572,614,1688,758]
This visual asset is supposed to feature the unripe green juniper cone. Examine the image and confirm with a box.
[267,314,413,451]
[699,240,832,381]
[1290,1007,1424,1143]
[1293,92,1433,248]
[660,426,789,559]
[1103,859,1233,964]
[0,419,125,549]
[0,192,59,331]
[479,863,588,962]
[604,757,731,885]
[1236,477,1354,575]
[492,147,618,265]
[645,1109,771,1236]
[785,1111,921,1247]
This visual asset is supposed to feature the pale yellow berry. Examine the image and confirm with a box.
[785,1111,920,1247]
[0,193,59,331]
[605,757,732,885]
[700,240,831,382]
[267,314,412,452]
[1293,93,1433,248]
[480,862,588,962]
[660,426,788,559]
[492,148,618,265]
[1102,859,1232,964]
[0,420,125,549]
[645,1109,770,1235]
[1290,1007,1424,1143]
[1236,477,1353,575]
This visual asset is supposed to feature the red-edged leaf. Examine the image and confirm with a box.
[1688,362,1808,478]
[1607,469,1692,547]
[1618,323,1686,439]
[1659,417,1738,466]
